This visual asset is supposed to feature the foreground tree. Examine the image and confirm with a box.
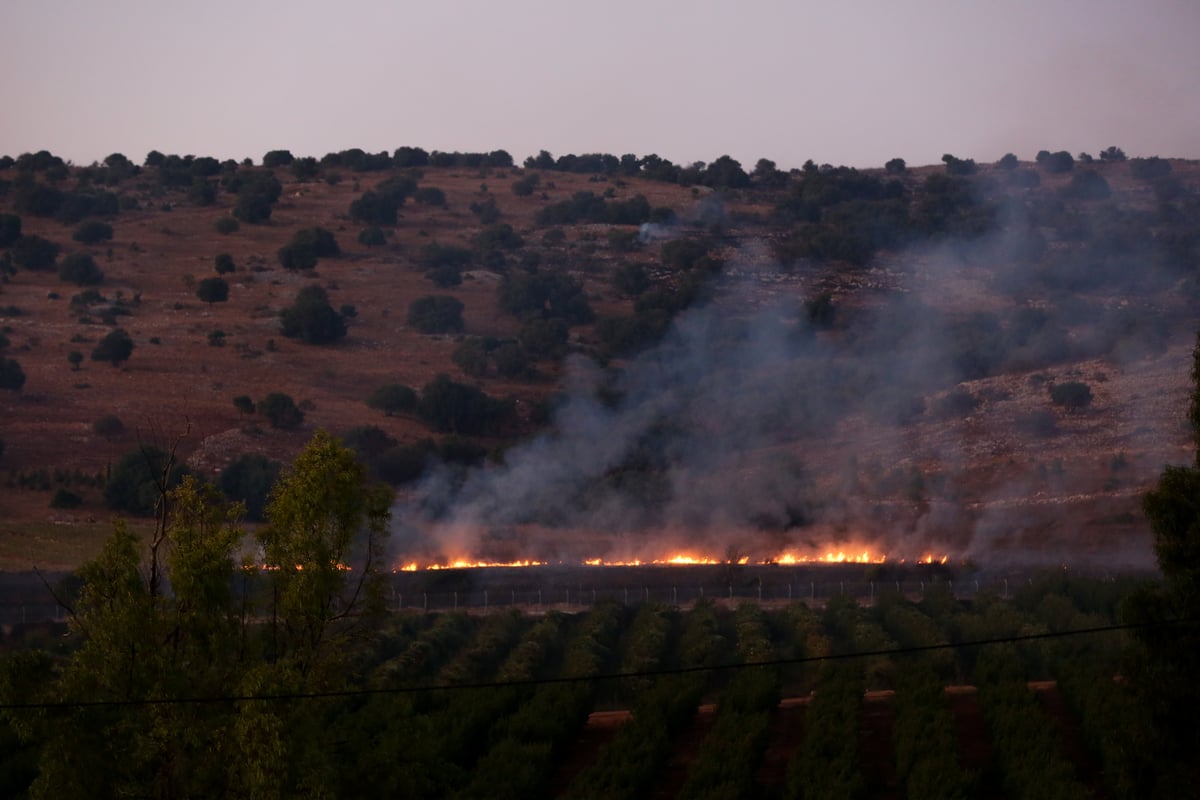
[23,477,245,797]
[7,432,392,797]
[256,430,392,675]
[1125,331,1200,794]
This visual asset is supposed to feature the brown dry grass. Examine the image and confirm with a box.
[0,157,1195,569]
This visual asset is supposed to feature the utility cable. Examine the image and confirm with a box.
[0,617,1191,712]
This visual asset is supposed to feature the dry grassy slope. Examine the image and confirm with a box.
[0,158,1196,568]
[0,167,698,538]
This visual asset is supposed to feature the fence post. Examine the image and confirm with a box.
[454,591,458,611]
[673,587,677,604]
[484,590,488,611]
[810,581,815,600]
[423,592,427,612]
[625,587,629,604]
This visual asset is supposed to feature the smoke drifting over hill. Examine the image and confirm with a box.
[390,218,1190,570]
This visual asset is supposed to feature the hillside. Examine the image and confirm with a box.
[0,149,1197,569]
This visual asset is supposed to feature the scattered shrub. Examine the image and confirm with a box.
[366,384,418,416]
[72,220,113,245]
[279,285,347,344]
[196,277,230,304]
[214,216,240,234]
[92,414,125,438]
[50,489,83,509]
[258,392,304,429]
[1049,381,1093,411]
[357,227,386,247]
[90,328,134,366]
[0,357,26,390]
[57,253,105,286]
[407,295,464,334]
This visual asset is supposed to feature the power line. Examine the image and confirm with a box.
[0,617,1190,712]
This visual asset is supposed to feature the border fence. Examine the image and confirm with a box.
[0,565,1141,626]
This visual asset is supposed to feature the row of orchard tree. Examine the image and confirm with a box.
[0,564,1186,796]
[1,326,1199,796]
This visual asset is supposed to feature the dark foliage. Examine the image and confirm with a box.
[258,392,304,429]
[72,220,113,245]
[103,446,187,515]
[90,328,134,366]
[262,150,294,168]
[11,235,60,270]
[367,384,418,416]
[0,357,26,390]
[0,213,20,247]
[498,268,592,324]
[196,277,230,304]
[417,374,515,436]
[1049,381,1093,411]
[219,453,281,521]
[357,227,386,247]
[58,252,105,286]
[279,286,347,344]
[407,295,465,334]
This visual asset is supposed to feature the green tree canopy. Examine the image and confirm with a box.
[71,220,113,244]
[11,234,60,270]
[219,452,281,522]
[57,252,105,286]
[257,429,392,676]
[103,445,188,515]
[259,391,304,429]
[196,276,230,304]
[0,357,26,390]
[367,383,418,416]
[407,294,465,334]
[1048,381,1092,411]
[417,374,514,435]
[1126,331,1200,794]
[0,213,20,247]
[90,328,134,366]
[280,285,348,344]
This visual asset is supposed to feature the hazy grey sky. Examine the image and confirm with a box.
[4,0,1198,170]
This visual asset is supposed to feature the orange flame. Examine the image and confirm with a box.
[393,548,951,571]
